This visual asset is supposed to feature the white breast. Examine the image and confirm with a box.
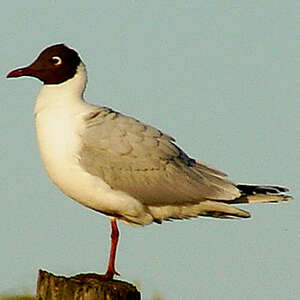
[34,85,102,208]
[33,67,152,225]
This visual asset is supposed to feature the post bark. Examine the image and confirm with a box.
[36,269,141,300]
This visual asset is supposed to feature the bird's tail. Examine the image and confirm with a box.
[148,184,292,223]
[233,184,293,204]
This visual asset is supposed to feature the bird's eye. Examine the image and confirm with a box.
[50,56,62,66]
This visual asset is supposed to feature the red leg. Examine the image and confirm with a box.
[74,218,120,281]
[103,218,120,279]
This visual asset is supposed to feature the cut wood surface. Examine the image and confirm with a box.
[36,269,141,300]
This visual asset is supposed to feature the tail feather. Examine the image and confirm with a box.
[149,200,251,223]
[145,184,292,224]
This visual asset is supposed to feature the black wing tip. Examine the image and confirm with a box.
[237,184,291,196]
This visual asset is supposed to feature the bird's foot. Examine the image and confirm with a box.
[74,269,120,281]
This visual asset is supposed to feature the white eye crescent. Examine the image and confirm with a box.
[51,56,62,66]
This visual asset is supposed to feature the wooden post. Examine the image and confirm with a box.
[36,269,141,300]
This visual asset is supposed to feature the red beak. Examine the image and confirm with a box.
[6,66,35,78]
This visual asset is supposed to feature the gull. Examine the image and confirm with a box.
[7,44,292,279]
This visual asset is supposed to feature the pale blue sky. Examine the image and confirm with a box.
[1,1,299,299]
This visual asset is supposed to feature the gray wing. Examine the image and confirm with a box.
[79,107,240,206]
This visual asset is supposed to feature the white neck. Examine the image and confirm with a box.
[34,62,88,115]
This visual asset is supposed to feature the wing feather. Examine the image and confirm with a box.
[79,107,240,206]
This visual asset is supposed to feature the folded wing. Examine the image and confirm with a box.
[79,107,241,207]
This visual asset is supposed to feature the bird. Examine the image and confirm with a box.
[7,44,292,280]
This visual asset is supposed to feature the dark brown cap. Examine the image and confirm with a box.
[7,44,81,84]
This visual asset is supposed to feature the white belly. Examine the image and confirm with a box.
[34,105,151,224]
